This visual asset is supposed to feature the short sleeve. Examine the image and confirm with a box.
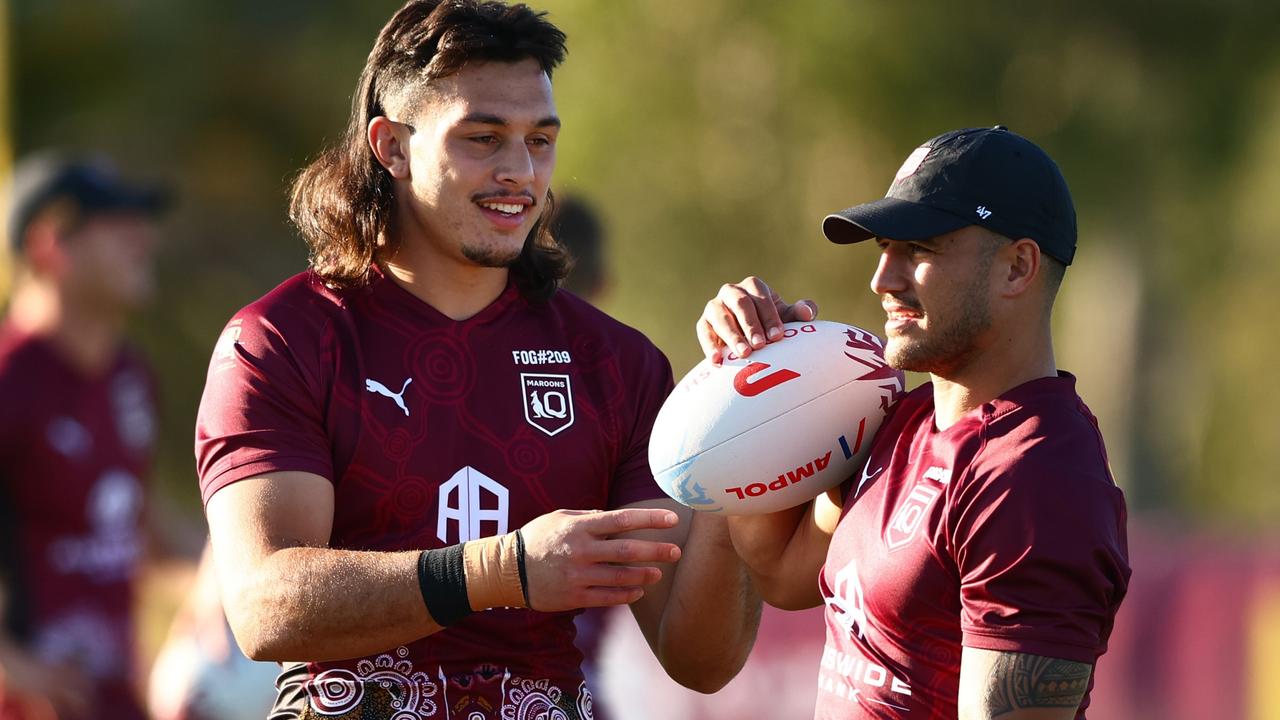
[195,305,335,505]
[607,340,674,509]
[950,418,1130,663]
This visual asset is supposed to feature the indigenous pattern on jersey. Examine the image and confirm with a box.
[815,374,1130,719]
[0,324,156,720]
[196,268,672,720]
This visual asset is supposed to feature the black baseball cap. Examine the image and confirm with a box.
[7,152,171,250]
[822,126,1077,265]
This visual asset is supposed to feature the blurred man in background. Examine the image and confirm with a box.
[552,196,607,300]
[0,153,165,719]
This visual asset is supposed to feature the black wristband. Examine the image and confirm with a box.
[417,544,472,627]
[515,529,531,607]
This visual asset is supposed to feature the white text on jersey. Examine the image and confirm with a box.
[512,349,572,366]
[922,466,952,484]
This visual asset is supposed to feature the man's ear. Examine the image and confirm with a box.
[368,116,412,179]
[21,212,70,278]
[999,237,1041,298]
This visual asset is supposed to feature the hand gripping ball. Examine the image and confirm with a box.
[649,321,905,515]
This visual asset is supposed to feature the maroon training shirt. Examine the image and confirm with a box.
[0,324,155,720]
[195,268,671,719]
[816,374,1130,719]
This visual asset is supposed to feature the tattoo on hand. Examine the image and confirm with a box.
[987,653,1091,714]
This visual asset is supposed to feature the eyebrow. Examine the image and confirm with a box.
[879,236,943,248]
[459,112,561,129]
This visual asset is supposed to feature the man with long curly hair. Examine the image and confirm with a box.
[194,2,759,718]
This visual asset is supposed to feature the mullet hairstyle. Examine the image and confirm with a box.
[289,0,569,299]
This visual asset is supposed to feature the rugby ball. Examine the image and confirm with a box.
[649,321,905,515]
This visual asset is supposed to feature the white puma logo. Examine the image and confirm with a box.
[366,377,412,416]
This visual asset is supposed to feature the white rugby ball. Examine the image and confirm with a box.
[650,321,905,515]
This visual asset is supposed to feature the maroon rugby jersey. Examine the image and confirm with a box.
[195,268,671,719]
[0,324,155,720]
[815,374,1130,719]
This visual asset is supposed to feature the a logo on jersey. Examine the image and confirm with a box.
[111,369,155,452]
[366,377,413,417]
[520,373,574,436]
[89,470,144,533]
[47,416,92,459]
[884,482,941,551]
[820,558,915,706]
[438,466,510,542]
[853,462,883,500]
[825,559,869,640]
[33,609,123,680]
[49,469,143,580]
[923,465,952,485]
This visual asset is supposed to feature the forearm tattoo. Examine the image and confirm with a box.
[985,652,1092,714]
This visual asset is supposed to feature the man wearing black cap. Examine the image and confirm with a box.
[696,126,1131,718]
[0,153,165,719]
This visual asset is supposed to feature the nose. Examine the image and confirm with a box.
[495,140,536,188]
[869,246,907,297]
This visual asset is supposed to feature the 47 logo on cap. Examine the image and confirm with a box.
[520,373,574,436]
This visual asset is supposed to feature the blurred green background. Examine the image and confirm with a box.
[6,0,1280,533]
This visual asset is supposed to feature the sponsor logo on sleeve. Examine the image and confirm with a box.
[211,320,242,373]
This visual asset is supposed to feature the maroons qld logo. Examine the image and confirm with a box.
[885,482,941,551]
[520,373,574,436]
